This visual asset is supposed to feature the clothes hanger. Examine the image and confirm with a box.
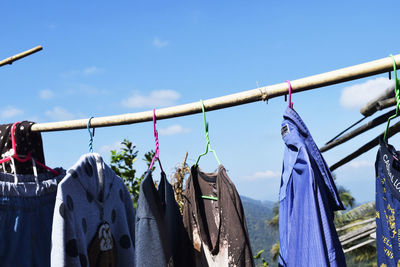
[383,55,399,142]
[286,80,294,109]
[194,100,221,167]
[148,109,165,173]
[194,100,221,201]
[87,117,106,202]
[88,116,95,153]
[0,122,60,183]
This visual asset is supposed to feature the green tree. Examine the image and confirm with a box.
[253,249,269,267]
[110,139,154,209]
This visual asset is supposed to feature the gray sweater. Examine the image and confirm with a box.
[135,171,193,267]
[51,153,135,267]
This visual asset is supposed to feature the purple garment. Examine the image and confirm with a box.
[279,107,346,266]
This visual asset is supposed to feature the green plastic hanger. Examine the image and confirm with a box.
[384,54,400,142]
[195,100,221,201]
[195,100,221,167]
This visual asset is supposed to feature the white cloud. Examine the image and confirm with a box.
[83,66,102,75]
[122,90,180,108]
[66,84,109,96]
[340,77,394,109]
[45,107,76,121]
[244,170,281,181]
[346,160,374,168]
[2,106,23,118]
[159,124,191,136]
[39,89,54,100]
[153,37,169,48]
[1,106,23,118]
[60,66,103,78]
[99,141,123,154]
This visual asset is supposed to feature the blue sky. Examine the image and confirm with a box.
[1,1,400,204]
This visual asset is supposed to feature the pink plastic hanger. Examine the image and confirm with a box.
[0,122,60,175]
[286,80,294,109]
[148,109,164,173]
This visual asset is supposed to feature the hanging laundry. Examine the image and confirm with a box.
[0,121,46,174]
[135,170,193,267]
[375,138,400,266]
[278,107,346,266]
[0,168,66,267]
[182,165,254,267]
[51,153,135,267]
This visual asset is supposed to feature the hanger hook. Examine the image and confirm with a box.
[200,100,210,144]
[153,109,159,158]
[194,100,221,167]
[286,80,294,109]
[384,55,399,142]
[87,117,95,152]
[149,109,164,172]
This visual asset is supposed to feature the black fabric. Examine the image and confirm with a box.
[0,121,46,174]
[135,171,194,267]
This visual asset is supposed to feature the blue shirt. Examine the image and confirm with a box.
[376,138,400,266]
[279,107,346,266]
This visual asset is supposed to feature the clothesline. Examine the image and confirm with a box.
[0,46,43,67]
[31,54,400,132]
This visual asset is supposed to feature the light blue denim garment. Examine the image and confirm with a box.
[278,107,346,267]
[0,169,65,267]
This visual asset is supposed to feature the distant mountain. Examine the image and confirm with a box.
[241,195,278,265]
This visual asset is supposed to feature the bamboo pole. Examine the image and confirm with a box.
[360,84,394,116]
[0,46,43,67]
[329,120,400,171]
[31,54,400,132]
[320,109,396,152]
[343,239,375,254]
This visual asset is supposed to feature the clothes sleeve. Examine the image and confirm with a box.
[51,195,81,267]
[122,185,136,251]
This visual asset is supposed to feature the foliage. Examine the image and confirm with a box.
[270,242,280,262]
[267,202,279,229]
[337,185,355,209]
[110,139,154,209]
[170,152,190,213]
[242,197,277,264]
[253,250,269,267]
[335,202,377,266]
[334,202,375,227]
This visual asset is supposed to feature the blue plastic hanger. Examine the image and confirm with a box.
[87,117,95,152]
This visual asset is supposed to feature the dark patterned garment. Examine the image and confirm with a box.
[182,165,254,267]
[135,171,193,267]
[0,121,46,174]
[51,153,135,267]
[376,138,400,267]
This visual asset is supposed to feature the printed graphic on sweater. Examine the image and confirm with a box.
[88,222,118,267]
